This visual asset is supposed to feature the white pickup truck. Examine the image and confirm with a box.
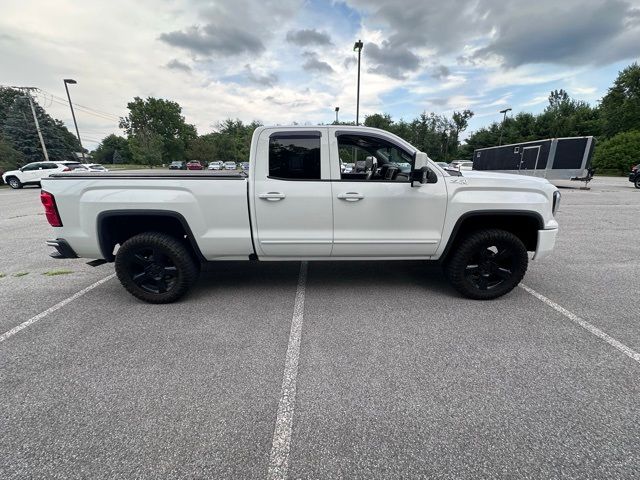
[40,125,560,303]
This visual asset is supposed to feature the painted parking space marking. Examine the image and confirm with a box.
[267,261,308,480]
[520,283,640,365]
[0,274,116,344]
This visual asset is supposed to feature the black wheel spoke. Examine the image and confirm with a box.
[132,271,148,283]
[133,253,151,266]
[477,275,489,290]
[493,266,512,280]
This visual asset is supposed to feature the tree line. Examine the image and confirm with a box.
[2,62,638,175]
[0,88,82,174]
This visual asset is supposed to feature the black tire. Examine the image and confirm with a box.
[7,177,22,189]
[445,229,528,300]
[635,177,640,189]
[115,232,199,304]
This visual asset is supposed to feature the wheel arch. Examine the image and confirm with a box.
[97,210,206,263]
[440,210,544,262]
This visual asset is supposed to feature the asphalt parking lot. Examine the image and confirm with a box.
[1,177,639,479]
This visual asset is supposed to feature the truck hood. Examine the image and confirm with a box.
[459,169,553,187]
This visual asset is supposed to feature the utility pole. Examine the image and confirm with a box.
[353,40,363,126]
[14,87,49,161]
[498,107,512,146]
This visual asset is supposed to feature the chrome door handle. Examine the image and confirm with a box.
[258,192,286,201]
[337,192,364,202]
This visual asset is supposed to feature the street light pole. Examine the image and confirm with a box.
[63,79,85,162]
[498,107,512,146]
[334,106,340,123]
[353,40,363,126]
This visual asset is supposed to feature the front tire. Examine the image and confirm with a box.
[115,232,199,304]
[7,177,22,189]
[635,177,640,189]
[445,229,528,300]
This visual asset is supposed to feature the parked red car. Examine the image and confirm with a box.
[186,161,203,170]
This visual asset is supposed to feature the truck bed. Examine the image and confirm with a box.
[41,172,254,261]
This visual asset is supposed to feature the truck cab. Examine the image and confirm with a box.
[251,126,448,259]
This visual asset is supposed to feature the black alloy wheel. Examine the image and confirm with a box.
[115,232,198,303]
[445,229,528,300]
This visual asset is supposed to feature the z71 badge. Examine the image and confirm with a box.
[449,178,468,184]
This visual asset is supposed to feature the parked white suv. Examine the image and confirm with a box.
[224,161,237,170]
[208,161,224,170]
[2,161,83,189]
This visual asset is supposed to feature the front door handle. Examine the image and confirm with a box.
[337,192,364,202]
[258,192,286,201]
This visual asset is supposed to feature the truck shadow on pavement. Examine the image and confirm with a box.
[192,260,457,299]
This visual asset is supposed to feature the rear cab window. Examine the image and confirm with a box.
[268,132,321,180]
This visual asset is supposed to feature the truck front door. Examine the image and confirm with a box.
[252,128,333,257]
[329,132,448,257]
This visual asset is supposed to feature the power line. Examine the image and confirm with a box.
[38,89,121,120]
[47,98,119,122]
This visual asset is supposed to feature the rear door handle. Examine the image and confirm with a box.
[337,192,364,201]
[258,192,286,201]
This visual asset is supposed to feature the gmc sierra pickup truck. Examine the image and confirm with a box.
[40,125,560,303]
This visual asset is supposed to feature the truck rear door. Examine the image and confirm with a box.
[251,128,333,257]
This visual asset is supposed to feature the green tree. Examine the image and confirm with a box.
[592,130,640,174]
[129,130,164,167]
[119,96,197,163]
[211,119,262,162]
[0,135,25,175]
[1,90,81,162]
[364,113,394,130]
[92,134,131,164]
[112,149,124,165]
[186,133,218,162]
[600,63,640,138]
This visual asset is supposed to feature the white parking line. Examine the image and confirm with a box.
[0,274,116,344]
[520,284,640,364]
[267,261,308,480]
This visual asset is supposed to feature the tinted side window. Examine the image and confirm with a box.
[269,134,321,180]
[22,163,40,171]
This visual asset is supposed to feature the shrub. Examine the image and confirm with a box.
[592,130,640,174]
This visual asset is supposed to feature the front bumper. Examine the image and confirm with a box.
[46,238,78,259]
[533,229,558,260]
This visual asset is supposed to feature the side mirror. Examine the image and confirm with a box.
[410,166,437,187]
[19,167,24,172]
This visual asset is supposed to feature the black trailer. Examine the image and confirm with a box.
[472,136,595,182]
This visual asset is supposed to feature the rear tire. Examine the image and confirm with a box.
[635,177,640,189]
[115,232,199,304]
[7,177,22,189]
[445,229,528,300]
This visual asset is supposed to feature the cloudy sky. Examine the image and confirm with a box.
[1,0,639,149]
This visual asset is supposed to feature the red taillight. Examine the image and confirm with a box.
[62,167,71,172]
[40,191,63,227]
